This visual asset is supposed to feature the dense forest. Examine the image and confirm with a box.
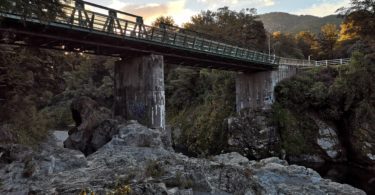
[0,0,373,160]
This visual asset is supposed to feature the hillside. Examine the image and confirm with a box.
[259,12,343,34]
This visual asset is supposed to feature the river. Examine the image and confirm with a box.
[294,162,375,194]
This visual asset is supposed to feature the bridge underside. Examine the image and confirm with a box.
[0,17,288,129]
[0,17,275,72]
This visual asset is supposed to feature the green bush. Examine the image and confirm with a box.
[167,68,235,156]
[145,160,165,178]
[271,103,319,155]
[12,103,50,145]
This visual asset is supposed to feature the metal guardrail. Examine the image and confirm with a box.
[280,57,350,67]
[0,0,280,66]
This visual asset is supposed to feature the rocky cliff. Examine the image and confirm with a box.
[225,52,375,170]
[0,120,365,195]
[272,52,375,167]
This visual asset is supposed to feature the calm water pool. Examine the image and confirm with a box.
[294,162,375,195]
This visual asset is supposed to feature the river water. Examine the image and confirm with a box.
[294,162,375,194]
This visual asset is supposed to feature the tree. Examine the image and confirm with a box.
[184,7,267,51]
[337,0,375,39]
[152,16,176,28]
[0,0,66,21]
[317,24,338,59]
[295,31,317,58]
[271,32,304,58]
[338,21,360,42]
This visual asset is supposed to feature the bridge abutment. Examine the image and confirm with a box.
[236,65,297,112]
[114,54,165,129]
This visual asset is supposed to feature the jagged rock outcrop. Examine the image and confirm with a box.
[64,97,172,155]
[227,109,281,159]
[350,119,375,167]
[109,120,167,149]
[0,123,365,195]
[312,116,343,160]
[64,96,115,155]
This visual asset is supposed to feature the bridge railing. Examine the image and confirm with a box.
[315,58,350,66]
[0,0,280,66]
[280,57,351,67]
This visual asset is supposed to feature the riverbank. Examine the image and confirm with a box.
[0,122,366,195]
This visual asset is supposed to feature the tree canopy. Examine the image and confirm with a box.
[184,7,267,51]
[152,16,176,28]
[337,0,375,39]
[0,0,66,20]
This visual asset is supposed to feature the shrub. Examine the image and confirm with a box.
[145,160,165,178]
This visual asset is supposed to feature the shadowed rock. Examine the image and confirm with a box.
[0,125,366,195]
[64,96,115,155]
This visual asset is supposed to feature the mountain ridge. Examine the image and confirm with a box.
[258,12,343,34]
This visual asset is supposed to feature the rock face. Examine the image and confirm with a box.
[350,119,375,167]
[0,123,365,195]
[110,120,168,149]
[0,124,16,143]
[312,116,343,160]
[227,109,281,159]
[64,96,115,155]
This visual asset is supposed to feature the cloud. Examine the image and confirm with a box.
[293,0,350,17]
[197,0,275,9]
[111,0,196,26]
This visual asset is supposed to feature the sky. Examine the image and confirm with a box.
[88,0,351,25]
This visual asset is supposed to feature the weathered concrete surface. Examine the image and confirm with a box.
[114,54,165,129]
[236,65,297,112]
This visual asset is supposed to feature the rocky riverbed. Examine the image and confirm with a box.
[0,120,366,195]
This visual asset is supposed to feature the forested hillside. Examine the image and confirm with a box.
[259,12,343,34]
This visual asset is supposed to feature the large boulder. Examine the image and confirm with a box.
[64,96,172,155]
[63,96,116,155]
[110,120,165,148]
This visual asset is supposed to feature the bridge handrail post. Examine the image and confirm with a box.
[246,50,250,60]
[216,43,220,53]
[208,40,213,52]
[173,32,177,45]
[183,34,187,47]
[192,37,197,49]
[200,39,204,50]
[89,14,95,30]
[150,27,155,40]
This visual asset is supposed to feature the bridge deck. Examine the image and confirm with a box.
[0,0,278,72]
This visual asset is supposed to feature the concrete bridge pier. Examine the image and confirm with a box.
[114,54,165,129]
[236,65,297,112]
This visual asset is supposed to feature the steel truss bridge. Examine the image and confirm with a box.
[0,0,350,71]
[0,0,281,72]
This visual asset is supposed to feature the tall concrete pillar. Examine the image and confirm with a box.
[114,54,165,129]
[236,65,297,112]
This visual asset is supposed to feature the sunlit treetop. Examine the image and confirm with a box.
[0,0,67,21]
